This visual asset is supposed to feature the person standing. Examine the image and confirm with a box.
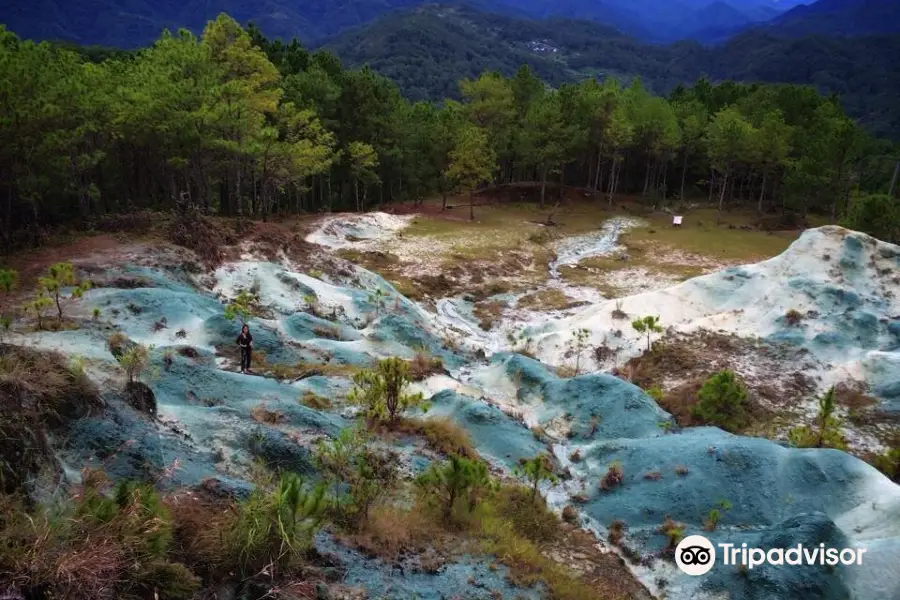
[236,324,253,373]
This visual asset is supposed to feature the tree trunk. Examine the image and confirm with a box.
[717,169,729,225]
[708,170,715,204]
[680,152,688,201]
[559,166,565,199]
[642,161,652,199]
[607,160,616,206]
[586,152,594,189]
[469,189,475,221]
[758,172,767,214]
[661,162,668,201]
[539,166,548,209]
[442,190,447,211]
[546,200,560,225]
[235,162,243,218]
[594,151,603,191]
[355,178,360,212]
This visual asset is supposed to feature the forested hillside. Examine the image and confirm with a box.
[0,15,897,253]
[764,0,900,37]
[319,5,900,140]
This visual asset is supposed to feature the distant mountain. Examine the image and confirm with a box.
[318,4,900,139]
[0,0,426,48]
[765,0,900,36]
[0,0,812,49]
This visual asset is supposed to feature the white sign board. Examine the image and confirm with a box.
[673,215,683,226]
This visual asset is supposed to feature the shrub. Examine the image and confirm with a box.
[608,520,626,545]
[1,475,200,600]
[223,473,327,577]
[646,385,664,402]
[691,370,749,432]
[841,193,900,244]
[870,447,900,482]
[348,357,427,424]
[106,331,131,357]
[703,508,721,531]
[599,461,624,491]
[784,309,804,326]
[314,426,398,530]
[223,290,256,323]
[495,484,560,543]
[415,454,493,524]
[0,268,18,296]
[409,349,444,381]
[659,517,684,554]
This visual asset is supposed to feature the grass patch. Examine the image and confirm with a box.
[409,349,444,381]
[338,503,439,561]
[0,345,100,494]
[250,404,286,425]
[394,417,478,460]
[300,391,331,410]
[472,299,506,331]
[494,485,561,544]
[627,208,798,262]
[517,289,578,311]
[556,205,801,294]
[476,502,600,600]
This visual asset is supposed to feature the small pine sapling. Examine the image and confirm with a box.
[515,453,558,504]
[631,315,663,352]
[38,262,91,321]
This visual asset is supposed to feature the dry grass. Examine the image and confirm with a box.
[250,404,286,425]
[598,462,624,491]
[394,417,478,460]
[0,345,100,494]
[300,391,332,410]
[495,485,560,544]
[340,503,438,560]
[409,350,444,381]
[607,520,626,546]
[472,299,506,331]
[517,289,578,311]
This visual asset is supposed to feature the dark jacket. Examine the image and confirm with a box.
[236,332,252,348]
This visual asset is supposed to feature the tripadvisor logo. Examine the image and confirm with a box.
[675,535,867,576]
[676,535,716,575]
